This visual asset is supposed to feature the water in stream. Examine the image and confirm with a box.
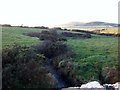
[46,65,67,89]
[46,59,67,90]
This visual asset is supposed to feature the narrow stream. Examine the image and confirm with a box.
[45,59,68,90]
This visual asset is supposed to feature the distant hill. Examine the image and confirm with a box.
[60,22,85,27]
[85,22,118,27]
[59,21,118,28]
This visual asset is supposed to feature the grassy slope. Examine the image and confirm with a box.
[2,27,45,49]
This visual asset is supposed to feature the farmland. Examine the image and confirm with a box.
[100,27,119,34]
[63,27,119,34]
[2,27,118,63]
[67,36,118,65]
[2,27,46,49]
[2,26,119,89]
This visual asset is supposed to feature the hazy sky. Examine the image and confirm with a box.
[0,0,119,27]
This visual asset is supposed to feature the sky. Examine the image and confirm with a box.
[0,0,119,27]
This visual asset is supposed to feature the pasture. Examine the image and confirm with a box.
[67,36,118,65]
[2,26,118,67]
[2,27,46,49]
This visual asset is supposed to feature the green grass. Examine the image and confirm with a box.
[2,27,47,49]
[67,36,118,67]
[66,36,118,82]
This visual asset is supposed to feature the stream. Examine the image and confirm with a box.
[45,59,68,90]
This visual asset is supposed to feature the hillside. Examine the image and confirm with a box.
[59,21,118,28]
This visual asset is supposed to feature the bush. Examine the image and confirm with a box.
[61,32,92,38]
[24,30,67,42]
[2,45,57,89]
[50,53,80,86]
[50,27,62,30]
[1,24,11,27]
[102,67,119,83]
[39,30,67,42]
[24,32,41,37]
[34,26,49,29]
[31,30,68,58]
[82,33,91,38]
[32,41,68,58]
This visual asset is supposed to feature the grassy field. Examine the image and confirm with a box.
[2,27,118,65]
[66,35,118,82]
[67,36,118,66]
[2,27,47,49]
